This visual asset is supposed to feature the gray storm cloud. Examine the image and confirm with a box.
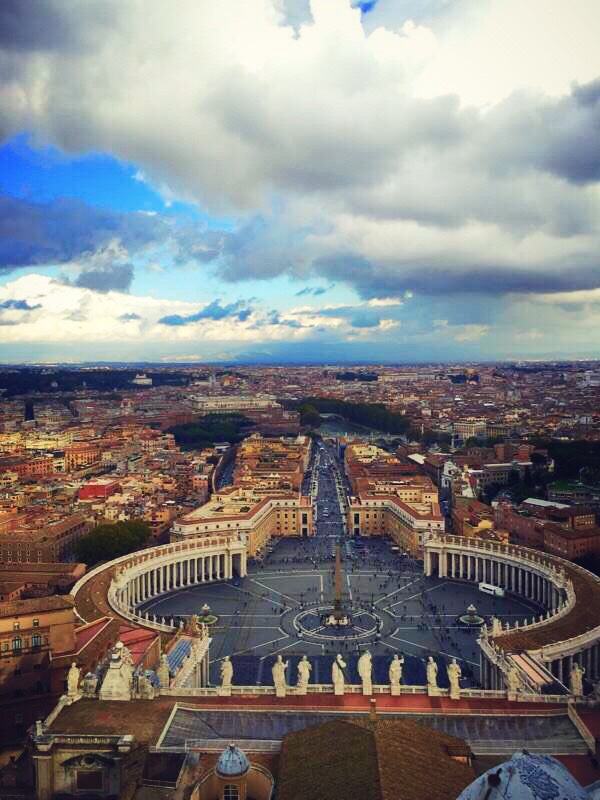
[0,0,599,300]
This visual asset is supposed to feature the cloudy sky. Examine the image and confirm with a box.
[1,0,599,363]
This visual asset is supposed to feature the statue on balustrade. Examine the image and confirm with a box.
[272,654,289,697]
[506,664,520,694]
[297,655,312,694]
[219,656,233,695]
[426,656,439,696]
[570,662,585,697]
[389,654,404,696]
[332,653,347,696]
[67,662,81,701]
[447,658,462,700]
[157,653,171,688]
[358,650,373,695]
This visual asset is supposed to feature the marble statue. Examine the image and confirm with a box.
[332,653,347,696]
[447,658,462,700]
[297,655,312,694]
[272,654,289,697]
[35,720,44,738]
[67,662,81,700]
[219,656,233,695]
[426,656,439,695]
[118,644,135,689]
[389,654,404,696]
[490,617,503,637]
[358,650,373,695]
[157,653,170,688]
[570,662,585,696]
[506,664,520,694]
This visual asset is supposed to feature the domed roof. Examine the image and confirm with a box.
[216,744,250,777]
[457,751,588,800]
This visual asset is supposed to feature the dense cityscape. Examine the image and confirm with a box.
[2,0,600,798]
[0,363,597,797]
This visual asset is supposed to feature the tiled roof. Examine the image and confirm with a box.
[496,562,600,652]
[277,717,475,800]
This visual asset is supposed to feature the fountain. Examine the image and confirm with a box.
[198,603,219,626]
[458,603,484,627]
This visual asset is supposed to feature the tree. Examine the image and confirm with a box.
[298,403,321,428]
[168,414,252,449]
[75,520,150,566]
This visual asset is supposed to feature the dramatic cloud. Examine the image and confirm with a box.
[0,195,161,272]
[1,0,600,358]
[0,193,231,290]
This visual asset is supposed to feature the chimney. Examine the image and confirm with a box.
[369,697,377,724]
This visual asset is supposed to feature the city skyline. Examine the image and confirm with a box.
[1,0,600,363]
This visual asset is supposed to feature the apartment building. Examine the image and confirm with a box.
[171,487,313,557]
[0,513,90,563]
[346,475,443,555]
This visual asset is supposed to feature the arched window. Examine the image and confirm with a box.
[223,786,239,800]
[12,636,22,653]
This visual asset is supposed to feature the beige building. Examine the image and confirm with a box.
[347,485,444,557]
[171,487,313,557]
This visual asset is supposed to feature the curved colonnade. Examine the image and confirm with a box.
[72,534,246,633]
[71,532,600,699]
[425,535,600,693]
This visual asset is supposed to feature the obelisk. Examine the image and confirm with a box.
[333,544,343,620]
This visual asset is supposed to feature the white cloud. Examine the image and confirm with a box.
[0,273,388,347]
[416,0,600,106]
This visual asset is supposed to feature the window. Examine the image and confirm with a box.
[32,634,42,648]
[13,621,20,631]
[224,785,239,800]
[33,618,39,628]
[76,771,103,791]
[12,637,22,653]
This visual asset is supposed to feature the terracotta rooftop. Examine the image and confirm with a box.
[49,697,177,743]
[496,561,600,652]
[277,717,475,800]
[0,593,75,617]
